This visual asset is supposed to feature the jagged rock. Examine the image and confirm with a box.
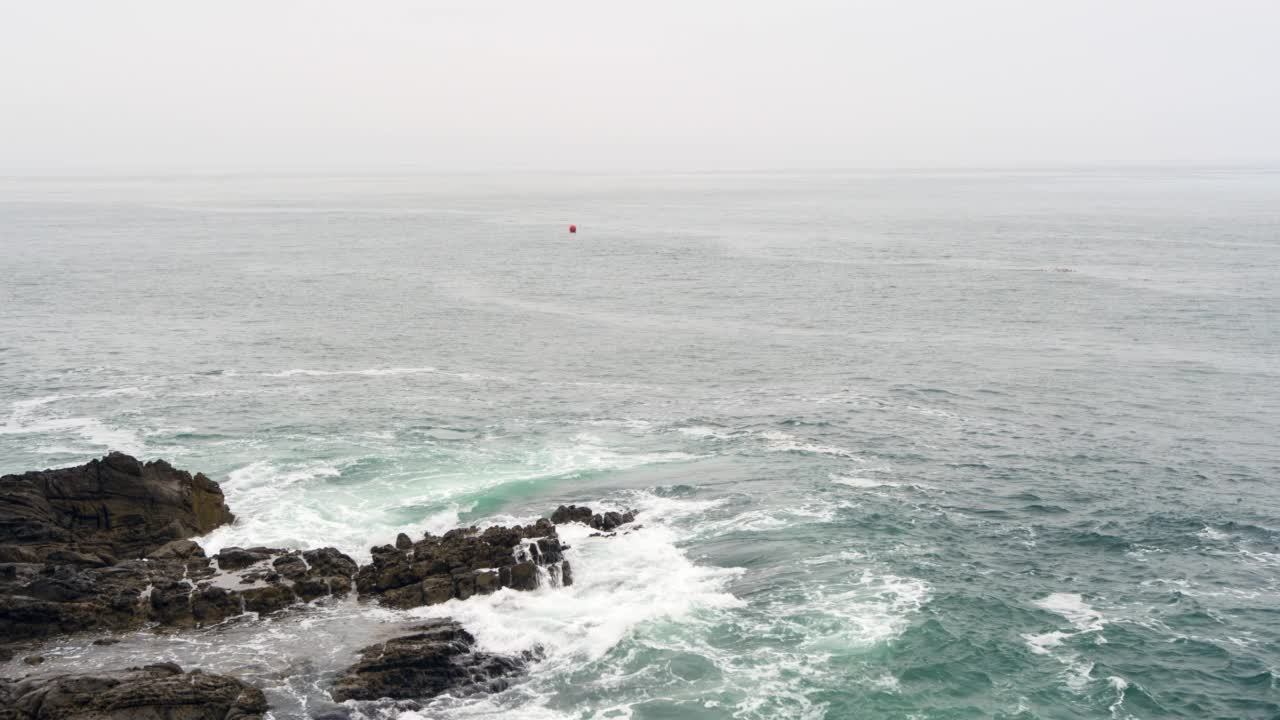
[0,540,357,645]
[329,619,530,702]
[0,452,234,563]
[0,662,268,719]
[550,504,593,524]
[549,504,637,532]
[355,520,569,610]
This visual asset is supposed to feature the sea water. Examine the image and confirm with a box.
[1,169,1278,718]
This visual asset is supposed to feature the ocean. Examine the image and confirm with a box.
[1,169,1278,719]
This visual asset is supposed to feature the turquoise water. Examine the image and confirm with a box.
[1,170,1278,718]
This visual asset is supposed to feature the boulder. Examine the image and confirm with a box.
[329,619,530,702]
[0,452,234,562]
[0,662,268,719]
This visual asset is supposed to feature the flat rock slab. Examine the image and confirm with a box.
[0,662,268,719]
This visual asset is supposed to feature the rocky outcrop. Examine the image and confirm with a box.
[355,522,569,610]
[550,504,637,532]
[0,662,268,719]
[0,455,356,649]
[330,619,532,702]
[0,451,640,712]
[0,452,234,564]
[0,542,358,646]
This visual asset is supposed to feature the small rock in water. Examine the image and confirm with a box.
[330,619,530,702]
[550,504,638,532]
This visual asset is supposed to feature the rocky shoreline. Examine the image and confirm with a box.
[0,453,636,717]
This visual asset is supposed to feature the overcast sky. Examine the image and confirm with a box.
[2,1,1278,172]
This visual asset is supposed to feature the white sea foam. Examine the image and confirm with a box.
[1,389,147,455]
[1023,593,1108,693]
[410,519,744,666]
[1108,676,1136,720]
[262,367,438,378]
[759,430,861,459]
[694,503,843,535]
[678,425,742,440]
[830,474,900,489]
[198,437,703,563]
[197,460,358,557]
[0,416,145,455]
[1197,525,1229,541]
[788,570,930,650]
[1035,592,1105,633]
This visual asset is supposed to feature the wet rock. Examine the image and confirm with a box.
[0,452,234,563]
[1,540,357,645]
[509,562,538,591]
[214,547,273,571]
[550,505,593,524]
[395,533,413,549]
[272,553,308,580]
[303,547,358,577]
[147,538,204,560]
[0,663,268,719]
[549,504,637,532]
[22,655,43,666]
[329,619,529,702]
[355,519,569,609]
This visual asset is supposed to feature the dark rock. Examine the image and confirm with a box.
[329,619,528,702]
[240,584,296,615]
[22,655,43,665]
[395,533,413,549]
[147,538,204,560]
[303,547,358,578]
[272,553,308,580]
[509,562,538,591]
[355,520,568,610]
[0,452,234,562]
[214,547,272,571]
[0,456,365,654]
[550,505,593,524]
[474,570,499,595]
[550,504,638,533]
[0,663,268,719]
[92,637,121,646]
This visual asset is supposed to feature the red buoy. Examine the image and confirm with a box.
[569,224,577,234]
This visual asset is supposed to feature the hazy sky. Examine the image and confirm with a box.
[2,1,1278,171]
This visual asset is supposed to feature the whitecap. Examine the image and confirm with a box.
[409,520,745,666]
[758,430,861,459]
[1023,593,1108,694]
[1035,592,1105,633]
[830,474,900,489]
[1197,525,1229,541]
[261,367,437,378]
